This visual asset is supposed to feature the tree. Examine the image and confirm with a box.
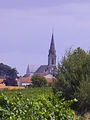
[0,63,11,76]
[75,80,90,114]
[32,75,47,87]
[4,68,18,86]
[53,47,90,113]
[0,63,18,86]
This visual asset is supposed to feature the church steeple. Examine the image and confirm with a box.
[49,33,56,56]
[26,64,30,76]
[48,32,56,75]
[49,33,56,55]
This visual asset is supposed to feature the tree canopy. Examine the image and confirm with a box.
[0,63,18,86]
[53,47,90,113]
[32,75,47,87]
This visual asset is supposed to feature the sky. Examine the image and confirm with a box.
[0,0,90,75]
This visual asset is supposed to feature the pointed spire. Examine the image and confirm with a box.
[49,32,56,55]
[50,33,55,50]
[48,31,56,74]
[26,64,30,76]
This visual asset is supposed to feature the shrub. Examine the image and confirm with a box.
[32,75,47,87]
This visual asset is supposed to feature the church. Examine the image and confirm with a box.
[25,33,57,76]
[18,33,57,86]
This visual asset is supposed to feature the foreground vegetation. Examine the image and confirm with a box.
[0,88,88,120]
[0,88,78,120]
[0,87,52,100]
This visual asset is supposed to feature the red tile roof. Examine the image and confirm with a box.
[0,79,4,84]
[19,75,56,84]
[20,76,32,83]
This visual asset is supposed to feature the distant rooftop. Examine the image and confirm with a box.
[27,65,40,73]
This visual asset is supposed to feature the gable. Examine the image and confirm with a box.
[35,65,48,74]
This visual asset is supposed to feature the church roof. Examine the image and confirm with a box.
[35,65,48,75]
[20,76,32,83]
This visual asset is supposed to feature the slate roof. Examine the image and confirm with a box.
[35,65,48,75]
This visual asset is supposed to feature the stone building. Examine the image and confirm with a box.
[35,33,57,76]
[18,33,57,86]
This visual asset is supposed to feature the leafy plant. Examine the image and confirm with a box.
[32,75,47,87]
[0,91,76,120]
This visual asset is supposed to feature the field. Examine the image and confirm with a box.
[0,87,89,120]
[0,87,53,101]
[0,87,76,120]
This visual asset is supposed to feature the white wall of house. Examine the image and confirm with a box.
[17,79,22,86]
[22,83,32,86]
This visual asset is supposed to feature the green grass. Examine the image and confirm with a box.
[0,87,53,100]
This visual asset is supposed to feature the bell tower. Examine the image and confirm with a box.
[48,33,56,75]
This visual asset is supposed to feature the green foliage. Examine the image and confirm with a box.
[1,87,52,101]
[0,63,18,86]
[5,68,18,86]
[53,47,90,113]
[32,75,47,87]
[75,80,90,113]
[0,63,11,76]
[0,91,76,120]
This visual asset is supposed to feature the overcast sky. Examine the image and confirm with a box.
[0,0,90,75]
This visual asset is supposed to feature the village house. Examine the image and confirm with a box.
[17,76,32,86]
[17,74,56,87]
